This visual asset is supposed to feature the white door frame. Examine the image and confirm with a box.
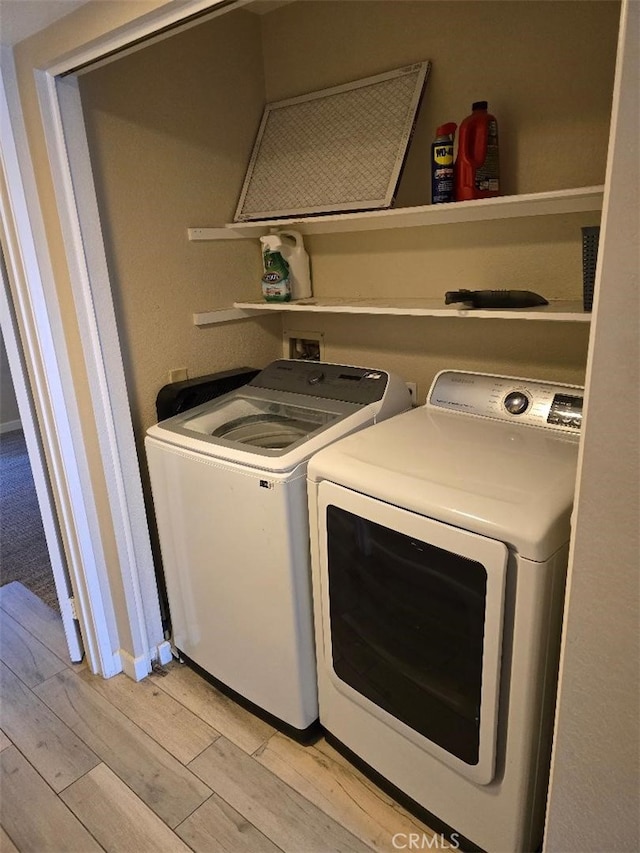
[2,0,244,677]
[0,253,83,661]
[1,52,100,667]
[35,67,160,682]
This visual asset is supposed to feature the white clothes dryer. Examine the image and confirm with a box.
[145,359,410,740]
[307,370,583,850]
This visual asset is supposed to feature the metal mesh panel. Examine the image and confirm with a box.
[235,62,430,221]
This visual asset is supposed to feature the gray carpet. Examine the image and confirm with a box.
[0,429,59,613]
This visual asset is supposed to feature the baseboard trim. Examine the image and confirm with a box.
[155,640,173,666]
[0,420,22,434]
[118,648,151,681]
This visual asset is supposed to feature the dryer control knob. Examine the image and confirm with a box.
[307,371,325,385]
[504,391,529,415]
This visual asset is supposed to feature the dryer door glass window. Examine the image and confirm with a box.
[327,505,486,765]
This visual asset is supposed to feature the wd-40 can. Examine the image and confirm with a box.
[431,122,457,204]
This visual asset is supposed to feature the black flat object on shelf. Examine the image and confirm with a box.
[444,289,549,309]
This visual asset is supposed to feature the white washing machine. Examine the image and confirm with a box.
[145,359,410,739]
[307,370,584,850]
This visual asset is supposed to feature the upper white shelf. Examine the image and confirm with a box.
[186,186,604,240]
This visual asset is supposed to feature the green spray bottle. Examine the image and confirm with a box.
[260,235,291,302]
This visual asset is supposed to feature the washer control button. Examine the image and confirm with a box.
[504,390,530,415]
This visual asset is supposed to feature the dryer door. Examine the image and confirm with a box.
[316,480,508,785]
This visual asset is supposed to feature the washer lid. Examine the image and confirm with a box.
[146,387,366,472]
[308,406,580,561]
[182,395,346,450]
[146,359,411,471]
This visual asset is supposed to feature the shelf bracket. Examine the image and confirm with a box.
[187,228,255,241]
[193,306,279,326]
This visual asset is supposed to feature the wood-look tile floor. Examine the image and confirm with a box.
[0,581,445,852]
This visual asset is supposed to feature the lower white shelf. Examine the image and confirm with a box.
[193,299,590,325]
[226,297,591,322]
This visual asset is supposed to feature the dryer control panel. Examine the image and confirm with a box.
[428,371,584,433]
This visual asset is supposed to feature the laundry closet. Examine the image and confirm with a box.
[78,0,620,449]
[5,1,636,848]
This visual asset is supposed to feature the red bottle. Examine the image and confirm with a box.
[455,101,500,201]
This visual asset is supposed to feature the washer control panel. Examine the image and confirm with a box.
[428,371,584,433]
[249,359,389,405]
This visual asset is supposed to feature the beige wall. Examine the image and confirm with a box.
[78,7,283,437]
[0,328,20,428]
[75,1,619,419]
[259,0,619,400]
[11,0,179,658]
[261,1,619,199]
[296,213,594,400]
[545,1,640,847]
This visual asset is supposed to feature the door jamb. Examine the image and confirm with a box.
[4,0,246,678]
[1,52,102,668]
